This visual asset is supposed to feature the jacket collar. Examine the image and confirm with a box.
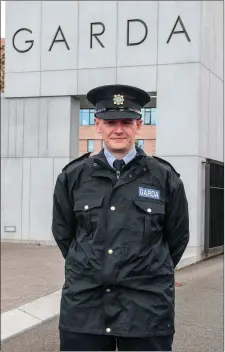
[93,146,146,166]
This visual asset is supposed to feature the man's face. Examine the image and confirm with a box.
[95,117,142,154]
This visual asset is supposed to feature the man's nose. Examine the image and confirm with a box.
[114,123,123,133]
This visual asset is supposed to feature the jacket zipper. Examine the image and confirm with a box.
[116,171,120,179]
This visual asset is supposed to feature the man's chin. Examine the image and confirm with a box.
[109,143,126,150]
[108,143,131,153]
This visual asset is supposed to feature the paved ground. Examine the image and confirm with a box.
[1,242,64,312]
[1,255,223,352]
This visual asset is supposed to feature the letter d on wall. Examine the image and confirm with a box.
[127,19,148,46]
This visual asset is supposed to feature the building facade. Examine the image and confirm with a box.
[1,1,224,268]
[0,39,157,155]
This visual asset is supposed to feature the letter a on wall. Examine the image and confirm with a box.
[49,26,70,51]
[167,16,191,43]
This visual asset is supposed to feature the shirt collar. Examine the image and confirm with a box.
[104,146,137,169]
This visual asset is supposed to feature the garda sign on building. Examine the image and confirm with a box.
[5,1,201,97]
[12,17,190,54]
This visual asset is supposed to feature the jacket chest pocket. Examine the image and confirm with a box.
[73,196,104,234]
[132,199,165,239]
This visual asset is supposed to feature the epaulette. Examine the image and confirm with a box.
[152,156,180,177]
[62,152,91,171]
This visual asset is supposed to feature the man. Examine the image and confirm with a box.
[52,84,189,351]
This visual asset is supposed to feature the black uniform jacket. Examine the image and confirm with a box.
[52,147,189,338]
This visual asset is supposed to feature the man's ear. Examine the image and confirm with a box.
[94,117,101,134]
[135,119,142,135]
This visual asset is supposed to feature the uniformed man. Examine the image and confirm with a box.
[52,84,189,351]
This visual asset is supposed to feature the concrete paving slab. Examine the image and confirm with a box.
[1,242,64,313]
[19,290,61,321]
[1,290,62,342]
[1,308,41,341]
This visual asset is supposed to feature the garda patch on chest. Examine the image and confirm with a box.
[139,187,160,200]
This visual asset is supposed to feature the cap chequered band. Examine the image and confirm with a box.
[95,107,142,117]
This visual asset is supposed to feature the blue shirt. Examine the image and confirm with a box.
[104,146,137,169]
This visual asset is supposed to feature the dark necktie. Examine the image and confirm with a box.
[113,159,125,171]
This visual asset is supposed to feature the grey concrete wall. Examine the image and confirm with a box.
[156,1,224,264]
[1,95,79,242]
[4,1,203,98]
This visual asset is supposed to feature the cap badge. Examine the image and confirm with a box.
[113,94,124,105]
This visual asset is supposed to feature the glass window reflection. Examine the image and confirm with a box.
[90,109,95,125]
[80,109,89,126]
[87,140,94,152]
[151,108,156,125]
[137,139,144,149]
[141,108,157,125]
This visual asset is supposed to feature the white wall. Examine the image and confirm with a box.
[156,63,204,263]
[156,1,224,265]
[1,95,79,242]
[4,1,202,97]
[200,1,224,162]
[201,1,223,80]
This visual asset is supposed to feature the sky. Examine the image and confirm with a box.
[1,1,5,38]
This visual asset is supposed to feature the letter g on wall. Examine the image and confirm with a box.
[12,28,34,53]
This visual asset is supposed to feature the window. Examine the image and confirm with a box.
[80,109,95,126]
[141,108,156,125]
[136,139,144,149]
[80,109,89,126]
[90,110,95,125]
[142,108,151,125]
[101,140,105,149]
[87,140,94,152]
[151,108,156,125]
